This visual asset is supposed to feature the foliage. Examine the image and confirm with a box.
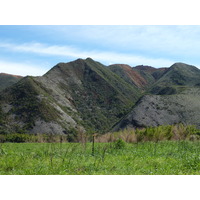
[0,133,68,143]
[3,133,33,143]
[113,138,126,149]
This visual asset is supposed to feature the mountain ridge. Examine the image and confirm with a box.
[1,58,200,138]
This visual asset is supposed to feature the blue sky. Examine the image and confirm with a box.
[1,25,200,76]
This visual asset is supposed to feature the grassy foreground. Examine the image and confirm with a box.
[0,140,200,175]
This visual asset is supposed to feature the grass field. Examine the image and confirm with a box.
[0,140,200,175]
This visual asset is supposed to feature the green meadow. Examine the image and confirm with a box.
[0,124,200,175]
[0,140,200,175]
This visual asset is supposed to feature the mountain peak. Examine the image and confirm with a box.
[170,62,197,70]
[168,62,200,75]
[85,57,94,61]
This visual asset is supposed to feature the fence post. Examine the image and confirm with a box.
[92,134,96,156]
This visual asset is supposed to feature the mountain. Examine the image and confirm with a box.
[1,59,200,137]
[0,73,22,91]
[0,58,142,137]
[113,62,200,130]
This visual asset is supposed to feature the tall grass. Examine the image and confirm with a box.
[96,124,200,143]
[1,141,200,174]
[0,124,199,175]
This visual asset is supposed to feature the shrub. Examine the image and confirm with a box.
[114,138,126,149]
[0,133,68,143]
[5,133,30,143]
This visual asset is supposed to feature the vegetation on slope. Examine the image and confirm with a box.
[45,58,142,133]
[0,58,143,135]
[0,76,63,133]
[149,62,200,95]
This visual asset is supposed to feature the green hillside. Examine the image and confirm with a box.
[43,58,142,133]
[149,63,200,95]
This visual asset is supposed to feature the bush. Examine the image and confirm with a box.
[114,138,126,149]
[5,133,31,143]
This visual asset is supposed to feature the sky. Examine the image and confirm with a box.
[1,25,200,76]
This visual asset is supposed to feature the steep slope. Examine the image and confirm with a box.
[39,58,141,133]
[0,73,22,91]
[0,76,80,136]
[0,58,142,136]
[113,88,200,130]
[113,63,200,130]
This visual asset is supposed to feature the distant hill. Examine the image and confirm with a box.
[0,73,22,91]
[113,62,200,130]
[148,63,200,95]
[108,64,149,89]
[1,59,200,139]
[134,65,167,80]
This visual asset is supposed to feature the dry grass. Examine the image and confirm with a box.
[95,124,200,143]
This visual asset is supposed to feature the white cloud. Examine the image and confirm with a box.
[37,25,200,57]
[0,60,47,76]
[0,42,175,68]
